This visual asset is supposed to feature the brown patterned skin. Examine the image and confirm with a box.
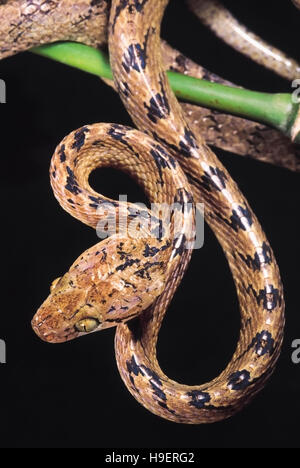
[188,0,300,81]
[32,124,195,344]
[0,0,109,58]
[105,40,300,173]
[3,0,286,423]
[161,42,300,172]
[106,0,284,423]
[183,105,300,173]
[0,0,299,172]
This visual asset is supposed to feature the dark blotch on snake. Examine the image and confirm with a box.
[228,370,251,391]
[65,166,82,195]
[59,144,66,163]
[187,390,211,409]
[72,126,89,151]
[179,128,198,158]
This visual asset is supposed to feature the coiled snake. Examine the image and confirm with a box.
[0,0,289,423]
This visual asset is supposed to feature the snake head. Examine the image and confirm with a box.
[32,236,169,343]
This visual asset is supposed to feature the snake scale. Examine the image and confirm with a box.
[0,0,290,423]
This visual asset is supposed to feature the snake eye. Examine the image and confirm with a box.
[75,318,100,333]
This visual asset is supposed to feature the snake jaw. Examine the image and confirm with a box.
[31,319,79,344]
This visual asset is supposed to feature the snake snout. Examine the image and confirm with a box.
[31,309,79,344]
[31,317,79,343]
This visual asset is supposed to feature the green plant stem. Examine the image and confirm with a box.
[32,42,113,80]
[31,41,300,143]
[169,71,298,138]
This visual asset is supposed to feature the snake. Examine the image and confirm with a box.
[1,0,300,172]
[188,0,300,81]
[1,0,289,423]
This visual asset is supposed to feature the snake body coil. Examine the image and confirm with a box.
[1,0,287,423]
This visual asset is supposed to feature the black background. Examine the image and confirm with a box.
[0,0,299,449]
